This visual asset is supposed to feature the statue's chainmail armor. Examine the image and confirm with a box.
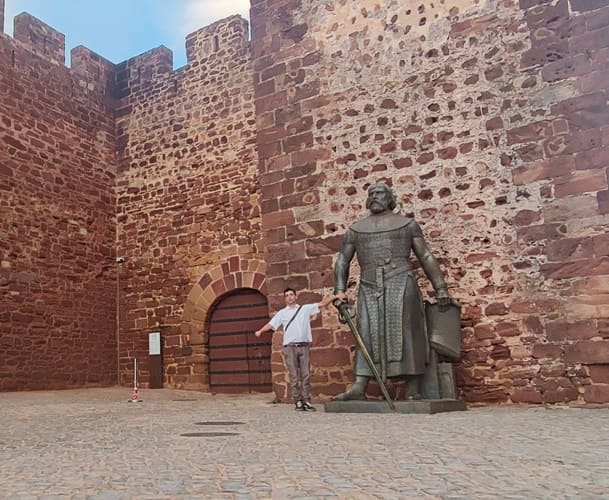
[335,214,437,378]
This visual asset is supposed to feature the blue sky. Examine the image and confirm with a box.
[3,0,250,68]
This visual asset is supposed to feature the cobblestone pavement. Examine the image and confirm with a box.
[1,388,608,499]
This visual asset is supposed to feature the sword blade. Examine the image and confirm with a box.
[335,301,395,411]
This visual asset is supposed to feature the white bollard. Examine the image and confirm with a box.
[128,358,142,403]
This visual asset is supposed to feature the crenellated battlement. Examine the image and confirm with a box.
[71,45,116,94]
[0,14,116,103]
[114,46,173,98]
[186,15,249,64]
[116,45,173,98]
[13,12,65,65]
[2,8,248,91]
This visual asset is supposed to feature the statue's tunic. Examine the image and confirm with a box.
[343,213,429,378]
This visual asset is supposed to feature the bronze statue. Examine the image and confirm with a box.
[334,182,452,400]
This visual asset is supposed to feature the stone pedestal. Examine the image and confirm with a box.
[323,399,466,414]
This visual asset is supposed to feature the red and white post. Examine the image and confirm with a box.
[128,357,142,403]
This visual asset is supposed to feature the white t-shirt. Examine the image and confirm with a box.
[269,303,320,346]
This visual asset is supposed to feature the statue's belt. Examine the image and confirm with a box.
[360,265,412,287]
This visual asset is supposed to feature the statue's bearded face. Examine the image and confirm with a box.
[367,187,392,214]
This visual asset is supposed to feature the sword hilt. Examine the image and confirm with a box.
[333,299,355,324]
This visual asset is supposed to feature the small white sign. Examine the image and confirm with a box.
[149,332,161,355]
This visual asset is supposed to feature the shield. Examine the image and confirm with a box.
[425,301,461,361]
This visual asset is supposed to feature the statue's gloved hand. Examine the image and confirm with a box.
[437,288,451,312]
[333,293,348,308]
[333,293,355,324]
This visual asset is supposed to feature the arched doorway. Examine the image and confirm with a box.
[208,288,272,393]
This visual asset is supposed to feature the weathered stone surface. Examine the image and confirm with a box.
[2,0,609,403]
[249,0,609,404]
[114,16,262,389]
[565,341,609,364]
[0,13,117,391]
[323,399,467,414]
[584,384,609,403]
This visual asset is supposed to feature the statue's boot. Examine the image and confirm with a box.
[333,376,368,401]
[406,375,423,400]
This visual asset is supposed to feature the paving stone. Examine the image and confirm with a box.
[0,388,608,497]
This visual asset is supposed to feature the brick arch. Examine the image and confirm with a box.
[178,258,267,391]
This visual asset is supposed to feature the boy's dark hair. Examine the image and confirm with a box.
[283,287,297,295]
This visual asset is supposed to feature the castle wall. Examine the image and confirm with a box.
[2,0,608,404]
[114,16,263,389]
[0,15,118,389]
[250,0,609,404]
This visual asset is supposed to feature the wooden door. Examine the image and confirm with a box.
[208,289,272,393]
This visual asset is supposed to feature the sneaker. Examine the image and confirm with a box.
[302,401,316,412]
[294,400,304,411]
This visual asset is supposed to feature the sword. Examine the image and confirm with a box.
[333,299,396,411]
[375,267,387,382]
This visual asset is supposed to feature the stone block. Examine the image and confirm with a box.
[572,0,608,12]
[542,258,609,279]
[507,120,555,145]
[323,399,466,414]
[512,156,574,185]
[568,109,609,132]
[462,385,509,403]
[547,237,594,261]
[532,343,562,359]
[545,129,602,157]
[551,92,606,115]
[585,5,609,30]
[571,25,609,53]
[261,210,295,230]
[13,12,65,65]
[541,54,591,83]
[450,13,500,37]
[565,340,609,364]
[579,68,609,93]
[519,0,553,9]
[543,386,578,403]
[574,275,609,294]
[511,389,543,403]
[584,384,609,403]
[575,147,609,170]
[554,170,607,198]
[598,189,609,214]
[311,347,350,367]
[520,42,568,69]
[589,365,609,383]
[544,194,599,221]
[516,223,565,243]
[513,209,541,226]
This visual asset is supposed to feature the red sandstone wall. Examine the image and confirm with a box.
[0,14,117,390]
[114,16,263,389]
[2,1,607,403]
[250,0,609,404]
